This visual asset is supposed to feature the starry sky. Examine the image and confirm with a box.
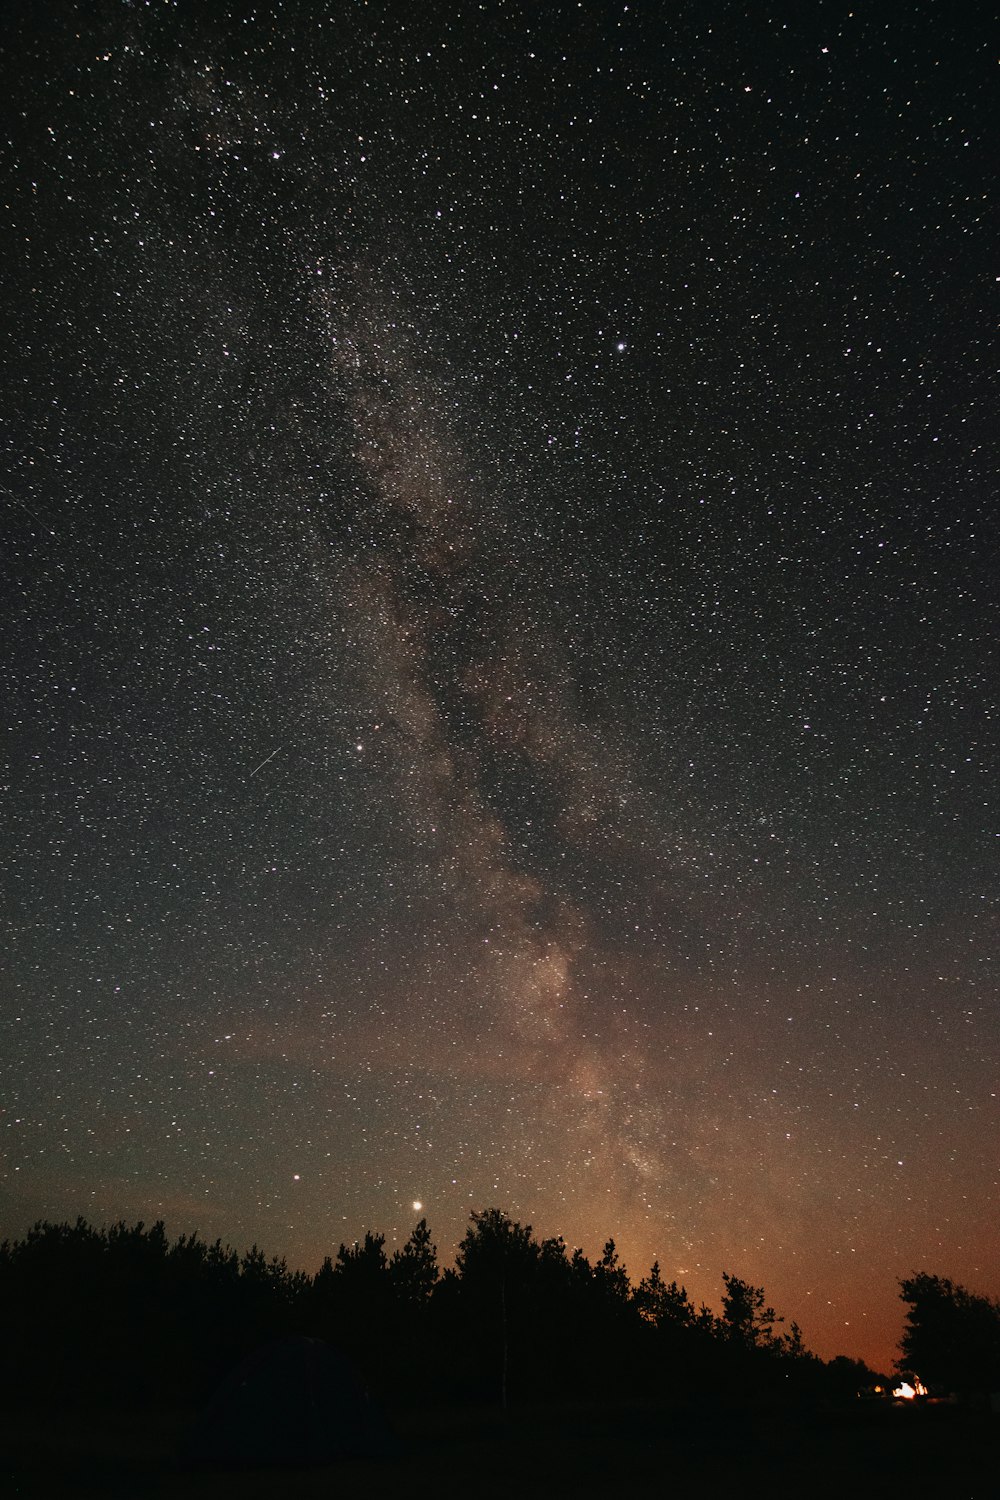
[3,2,997,1371]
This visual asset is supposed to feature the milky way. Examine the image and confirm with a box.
[3,3,997,1369]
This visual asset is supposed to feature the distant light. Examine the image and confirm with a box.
[412,1200,422,1211]
[892,1378,927,1400]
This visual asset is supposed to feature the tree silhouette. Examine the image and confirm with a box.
[635,1261,697,1330]
[781,1321,808,1359]
[594,1238,630,1305]
[335,1230,389,1287]
[456,1208,539,1285]
[454,1209,543,1407]
[898,1273,1000,1395]
[389,1218,439,1305]
[720,1273,782,1350]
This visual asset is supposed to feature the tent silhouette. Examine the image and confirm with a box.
[182,1335,394,1467]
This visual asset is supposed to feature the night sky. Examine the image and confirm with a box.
[3,2,997,1372]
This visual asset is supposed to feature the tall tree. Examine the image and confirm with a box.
[720,1273,782,1350]
[389,1218,439,1304]
[898,1273,1000,1393]
[635,1261,696,1329]
[594,1238,630,1304]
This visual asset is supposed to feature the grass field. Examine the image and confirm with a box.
[3,1395,997,1498]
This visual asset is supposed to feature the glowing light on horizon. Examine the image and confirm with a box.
[892,1378,928,1400]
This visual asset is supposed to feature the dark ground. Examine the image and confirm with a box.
[2,1397,998,1499]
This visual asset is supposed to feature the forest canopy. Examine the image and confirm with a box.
[3,1210,993,1411]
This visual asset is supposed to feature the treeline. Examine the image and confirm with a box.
[898,1273,1000,1398]
[0,1208,899,1411]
